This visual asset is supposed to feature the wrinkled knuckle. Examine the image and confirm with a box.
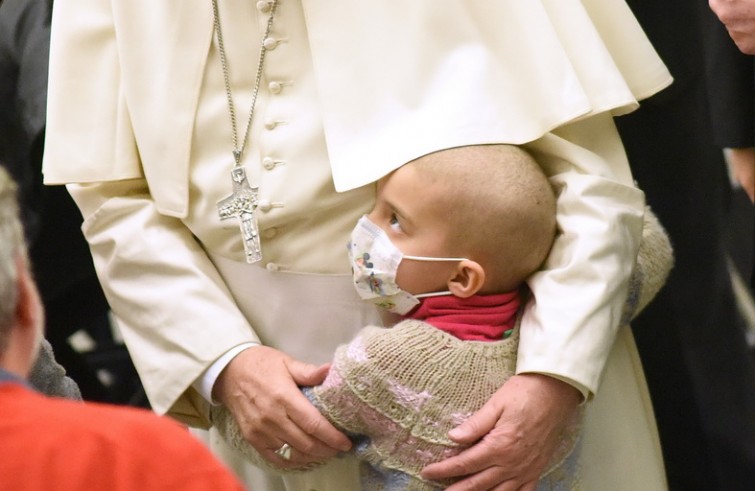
[240,410,263,430]
[254,407,275,424]
[240,424,263,443]
[486,432,517,452]
[448,460,472,476]
[300,415,324,435]
[268,389,288,406]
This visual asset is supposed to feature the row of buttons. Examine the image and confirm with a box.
[262,13,285,174]
[259,0,286,255]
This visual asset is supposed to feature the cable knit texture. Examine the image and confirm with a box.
[620,206,674,325]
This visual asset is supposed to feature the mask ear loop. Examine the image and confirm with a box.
[403,255,468,262]
[401,255,468,299]
[415,290,454,299]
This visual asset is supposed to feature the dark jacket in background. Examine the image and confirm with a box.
[617,1,755,489]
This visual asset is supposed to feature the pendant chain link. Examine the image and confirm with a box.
[211,0,278,166]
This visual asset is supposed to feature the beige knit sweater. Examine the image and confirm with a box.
[211,206,673,490]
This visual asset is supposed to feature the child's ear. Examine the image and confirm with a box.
[448,260,485,298]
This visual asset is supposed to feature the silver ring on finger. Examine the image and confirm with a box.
[275,442,293,460]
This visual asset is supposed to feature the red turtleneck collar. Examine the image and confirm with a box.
[404,291,521,342]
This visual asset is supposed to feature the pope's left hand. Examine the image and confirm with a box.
[420,374,581,491]
[709,0,755,54]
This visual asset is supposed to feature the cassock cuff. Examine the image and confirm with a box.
[193,342,259,405]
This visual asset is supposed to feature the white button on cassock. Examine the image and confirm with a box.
[268,81,282,94]
[257,199,272,212]
[263,37,279,50]
[262,157,276,170]
[256,1,272,13]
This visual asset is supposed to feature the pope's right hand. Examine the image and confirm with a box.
[213,346,352,469]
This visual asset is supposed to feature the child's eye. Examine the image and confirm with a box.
[389,213,403,233]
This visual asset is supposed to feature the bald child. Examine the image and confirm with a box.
[213,144,585,490]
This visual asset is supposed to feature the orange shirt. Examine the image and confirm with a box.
[0,382,245,491]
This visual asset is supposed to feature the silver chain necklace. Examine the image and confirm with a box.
[212,0,278,264]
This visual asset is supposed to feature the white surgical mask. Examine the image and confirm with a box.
[347,215,466,314]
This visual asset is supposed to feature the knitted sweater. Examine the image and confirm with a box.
[308,320,583,490]
[212,319,583,490]
[211,205,673,490]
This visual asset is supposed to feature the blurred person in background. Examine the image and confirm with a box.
[0,0,146,406]
[617,1,755,488]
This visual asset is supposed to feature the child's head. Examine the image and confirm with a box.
[364,144,556,299]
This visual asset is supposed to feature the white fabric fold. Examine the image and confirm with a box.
[302,0,671,191]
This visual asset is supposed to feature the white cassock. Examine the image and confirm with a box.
[44,1,672,489]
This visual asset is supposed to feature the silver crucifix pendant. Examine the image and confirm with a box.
[217,166,262,263]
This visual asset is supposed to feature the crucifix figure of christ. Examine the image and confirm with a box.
[217,166,262,263]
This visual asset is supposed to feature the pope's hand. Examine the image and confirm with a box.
[727,147,755,202]
[213,346,352,468]
[420,374,581,491]
[710,0,755,54]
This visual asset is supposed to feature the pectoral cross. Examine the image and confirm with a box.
[217,166,262,263]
